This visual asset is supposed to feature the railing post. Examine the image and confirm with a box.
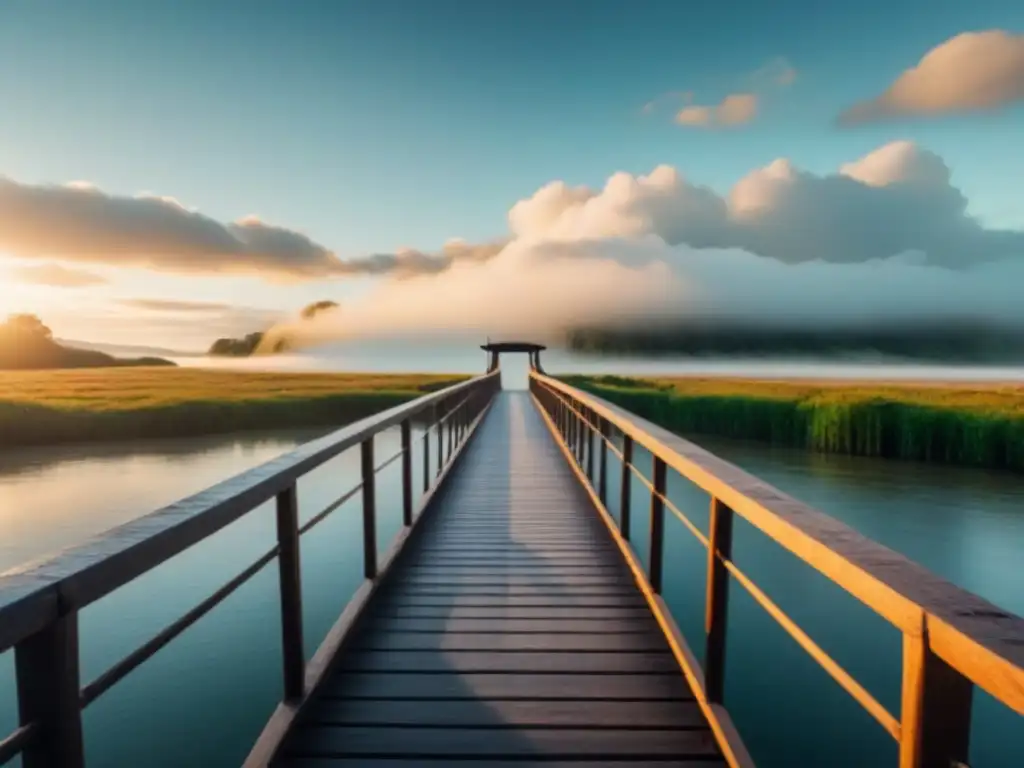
[585,410,595,481]
[275,484,305,701]
[436,409,443,477]
[649,456,667,593]
[15,613,86,768]
[598,419,609,505]
[620,435,633,540]
[361,437,378,579]
[899,625,973,768]
[569,403,576,452]
[423,427,430,493]
[575,403,584,464]
[401,420,413,526]
[704,497,734,704]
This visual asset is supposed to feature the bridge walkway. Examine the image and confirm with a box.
[274,391,725,766]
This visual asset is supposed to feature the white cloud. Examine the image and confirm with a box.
[0,178,497,282]
[839,30,1024,124]
[267,141,1024,349]
[677,93,759,127]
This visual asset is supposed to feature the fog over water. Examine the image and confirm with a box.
[169,342,1024,382]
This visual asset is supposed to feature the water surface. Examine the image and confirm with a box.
[603,434,1024,768]
[1,421,1021,766]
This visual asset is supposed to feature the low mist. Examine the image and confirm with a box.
[261,141,1024,362]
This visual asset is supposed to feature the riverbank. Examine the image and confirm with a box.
[0,368,467,449]
[563,375,1024,471]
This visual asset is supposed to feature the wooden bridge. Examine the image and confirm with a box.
[1,346,1023,767]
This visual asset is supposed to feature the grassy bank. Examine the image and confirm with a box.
[0,368,468,449]
[562,375,1024,471]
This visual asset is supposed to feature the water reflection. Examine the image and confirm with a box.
[1,426,1021,766]
[0,424,435,767]
[601,432,1023,768]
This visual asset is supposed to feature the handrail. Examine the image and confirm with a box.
[530,371,1024,768]
[0,371,501,767]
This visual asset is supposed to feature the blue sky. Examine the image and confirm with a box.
[0,0,1022,348]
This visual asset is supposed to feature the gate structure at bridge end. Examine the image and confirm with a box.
[481,340,546,373]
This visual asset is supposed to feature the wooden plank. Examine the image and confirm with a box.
[278,759,724,768]
[383,585,641,597]
[414,545,616,553]
[284,725,721,758]
[368,605,655,619]
[400,563,627,572]
[321,672,694,700]
[417,537,610,546]
[305,699,707,728]
[337,650,679,674]
[363,616,657,633]
[374,595,648,608]
[352,632,669,652]
[398,574,631,586]
[402,559,617,567]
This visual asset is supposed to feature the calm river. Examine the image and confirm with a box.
[0,370,1021,766]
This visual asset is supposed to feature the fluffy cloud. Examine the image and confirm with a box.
[507,141,1022,268]
[267,140,1024,349]
[677,93,758,127]
[839,30,1024,124]
[0,178,492,282]
[9,262,108,287]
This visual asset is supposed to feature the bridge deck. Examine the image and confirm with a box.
[274,391,724,766]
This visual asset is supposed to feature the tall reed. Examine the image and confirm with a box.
[563,376,1024,471]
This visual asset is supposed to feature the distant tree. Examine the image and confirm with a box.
[300,300,339,320]
[4,314,53,340]
[208,331,265,356]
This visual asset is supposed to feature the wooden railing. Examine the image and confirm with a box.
[0,371,501,768]
[530,372,1024,768]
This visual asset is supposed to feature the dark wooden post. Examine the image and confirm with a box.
[423,428,430,493]
[401,420,413,526]
[704,497,734,704]
[15,614,86,768]
[649,456,667,593]
[436,410,443,477]
[598,419,609,505]
[585,410,595,481]
[275,484,305,701]
[575,404,584,464]
[620,435,633,540]
[361,437,377,579]
[899,627,973,768]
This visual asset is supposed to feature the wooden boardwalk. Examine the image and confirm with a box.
[274,391,725,766]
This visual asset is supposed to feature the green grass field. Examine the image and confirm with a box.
[562,374,1024,471]
[0,368,468,449]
